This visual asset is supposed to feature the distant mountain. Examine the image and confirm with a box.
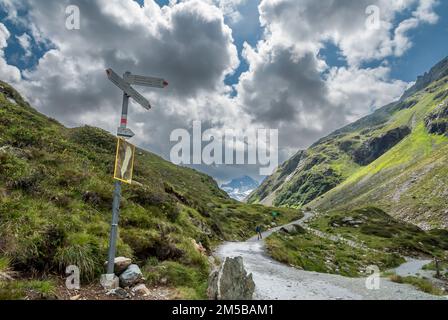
[221,176,259,201]
[248,56,448,230]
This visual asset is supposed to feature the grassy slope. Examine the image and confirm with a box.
[266,207,448,278]
[0,81,300,299]
[311,77,448,229]
[309,208,448,257]
[266,230,404,277]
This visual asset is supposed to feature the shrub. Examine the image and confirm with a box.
[1,218,66,273]
[128,185,169,207]
[121,228,183,262]
[165,203,181,222]
[82,179,113,209]
[8,127,39,148]
[360,225,394,238]
[0,152,29,183]
[6,170,42,193]
[197,233,211,252]
[0,280,55,300]
[143,261,208,299]
[50,194,71,208]
[69,126,115,152]
[53,233,103,281]
[57,168,85,188]
[0,256,10,273]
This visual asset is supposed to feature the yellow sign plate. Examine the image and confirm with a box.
[113,138,136,184]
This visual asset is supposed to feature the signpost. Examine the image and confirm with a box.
[102,69,168,289]
[106,69,152,110]
[123,73,168,89]
[113,138,136,184]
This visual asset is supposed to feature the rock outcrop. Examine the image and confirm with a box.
[352,126,411,165]
[207,257,255,300]
[425,101,448,136]
[401,56,448,100]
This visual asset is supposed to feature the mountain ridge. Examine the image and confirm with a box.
[220,175,259,201]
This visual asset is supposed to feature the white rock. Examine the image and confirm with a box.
[100,273,119,290]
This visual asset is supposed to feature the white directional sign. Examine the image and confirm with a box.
[124,73,168,88]
[106,68,151,110]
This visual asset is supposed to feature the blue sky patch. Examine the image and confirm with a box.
[0,6,53,73]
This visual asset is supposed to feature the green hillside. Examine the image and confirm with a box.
[0,81,299,299]
[249,57,448,230]
[266,207,448,280]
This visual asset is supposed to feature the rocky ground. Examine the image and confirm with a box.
[54,282,176,301]
[215,213,447,300]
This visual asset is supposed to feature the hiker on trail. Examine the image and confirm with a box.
[256,225,263,240]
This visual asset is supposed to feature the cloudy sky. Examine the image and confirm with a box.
[0,0,447,183]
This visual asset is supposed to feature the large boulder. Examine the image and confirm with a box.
[280,224,306,235]
[207,257,255,300]
[119,264,143,288]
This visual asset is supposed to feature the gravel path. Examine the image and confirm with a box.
[215,214,445,300]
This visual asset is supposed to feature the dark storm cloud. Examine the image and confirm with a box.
[239,49,335,126]
[18,0,238,122]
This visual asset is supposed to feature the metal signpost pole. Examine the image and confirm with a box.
[106,91,129,275]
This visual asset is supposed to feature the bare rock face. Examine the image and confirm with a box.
[207,257,255,300]
[352,126,411,165]
[425,101,448,136]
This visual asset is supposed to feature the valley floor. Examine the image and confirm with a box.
[215,214,446,300]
